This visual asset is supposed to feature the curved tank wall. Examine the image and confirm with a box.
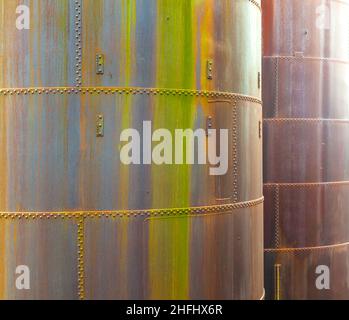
[0,0,263,299]
[263,0,349,299]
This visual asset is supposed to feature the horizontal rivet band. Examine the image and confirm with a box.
[264,181,349,188]
[0,197,264,220]
[264,118,349,123]
[265,241,349,253]
[0,87,262,105]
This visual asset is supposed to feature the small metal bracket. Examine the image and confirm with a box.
[206,116,213,136]
[96,114,104,137]
[96,54,105,75]
[207,60,213,80]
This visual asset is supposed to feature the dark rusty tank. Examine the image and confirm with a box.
[263,0,349,299]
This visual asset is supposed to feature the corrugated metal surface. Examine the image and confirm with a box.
[0,0,263,300]
[263,0,349,299]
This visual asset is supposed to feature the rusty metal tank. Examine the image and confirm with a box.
[263,0,349,299]
[0,0,263,300]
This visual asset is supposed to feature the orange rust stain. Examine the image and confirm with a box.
[198,0,214,91]
[262,0,275,55]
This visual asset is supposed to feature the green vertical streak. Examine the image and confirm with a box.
[119,1,136,209]
[120,0,136,127]
[116,1,137,297]
[149,0,195,299]
[118,0,136,129]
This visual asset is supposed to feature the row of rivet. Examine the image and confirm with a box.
[0,197,264,220]
[264,118,349,123]
[264,181,349,188]
[232,99,239,202]
[264,55,349,64]
[75,0,82,86]
[265,241,349,253]
[0,87,262,104]
[77,217,85,300]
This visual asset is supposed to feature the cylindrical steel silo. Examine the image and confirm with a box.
[0,0,263,300]
[263,0,349,299]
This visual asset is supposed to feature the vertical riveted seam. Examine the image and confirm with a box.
[75,0,84,300]
[75,0,82,87]
[274,184,280,248]
[77,216,85,300]
[232,98,239,202]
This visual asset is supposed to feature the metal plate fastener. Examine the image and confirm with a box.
[96,114,104,137]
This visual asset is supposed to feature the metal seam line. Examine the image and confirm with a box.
[264,118,349,123]
[74,0,83,296]
[0,197,264,219]
[232,99,239,202]
[0,87,262,104]
[265,241,349,253]
[77,217,85,300]
[75,0,82,87]
[264,55,349,64]
[74,1,83,299]
[265,181,349,187]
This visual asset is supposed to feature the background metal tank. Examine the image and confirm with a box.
[263,0,349,299]
[0,0,263,299]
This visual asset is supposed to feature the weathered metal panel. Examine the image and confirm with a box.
[0,218,78,300]
[263,58,349,119]
[0,93,262,211]
[265,245,349,300]
[84,204,263,300]
[0,94,81,212]
[0,0,77,88]
[0,90,263,299]
[263,0,349,60]
[263,0,349,299]
[81,0,262,97]
[264,183,349,249]
[264,120,349,183]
